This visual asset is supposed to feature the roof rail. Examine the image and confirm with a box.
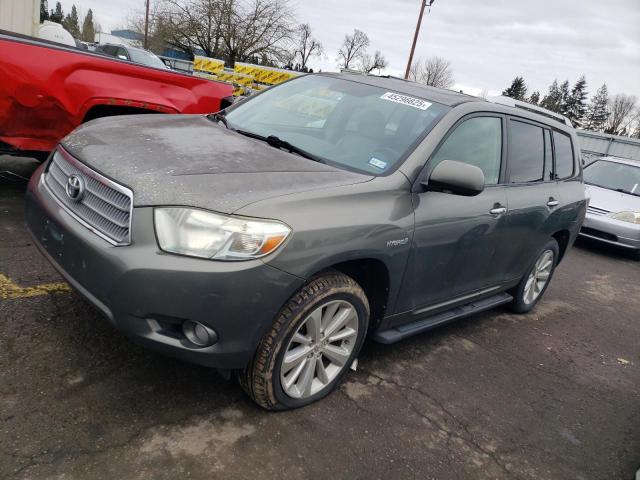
[487,95,573,127]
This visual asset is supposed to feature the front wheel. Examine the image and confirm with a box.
[510,239,559,313]
[238,272,369,410]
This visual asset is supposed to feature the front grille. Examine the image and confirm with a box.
[580,227,618,242]
[587,206,610,216]
[44,148,133,245]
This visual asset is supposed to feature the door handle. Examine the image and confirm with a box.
[490,207,507,215]
[547,199,559,208]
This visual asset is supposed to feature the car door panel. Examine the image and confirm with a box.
[396,187,510,312]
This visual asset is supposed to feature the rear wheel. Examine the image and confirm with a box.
[510,239,559,313]
[238,272,369,410]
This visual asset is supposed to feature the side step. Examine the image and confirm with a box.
[371,292,513,344]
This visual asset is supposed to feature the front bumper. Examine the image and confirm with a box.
[579,212,640,250]
[25,164,304,369]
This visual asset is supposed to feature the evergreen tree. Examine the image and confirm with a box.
[564,75,588,126]
[40,0,49,22]
[540,79,562,113]
[50,2,63,24]
[558,80,571,116]
[63,5,81,38]
[529,91,540,105]
[583,84,609,132]
[81,9,95,42]
[502,76,528,101]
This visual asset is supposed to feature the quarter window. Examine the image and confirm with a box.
[430,116,502,185]
[509,120,544,183]
[553,131,575,179]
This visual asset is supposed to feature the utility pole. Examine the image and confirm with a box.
[144,0,150,49]
[404,0,434,79]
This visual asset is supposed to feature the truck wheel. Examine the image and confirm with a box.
[238,272,369,410]
[510,239,559,314]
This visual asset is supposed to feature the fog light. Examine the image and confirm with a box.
[182,320,218,347]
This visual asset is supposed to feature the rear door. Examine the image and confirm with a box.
[503,118,559,280]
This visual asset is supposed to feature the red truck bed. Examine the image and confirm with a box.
[0,30,233,157]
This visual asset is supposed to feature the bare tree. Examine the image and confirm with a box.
[220,0,295,66]
[291,23,323,70]
[407,57,454,89]
[360,50,387,74]
[134,0,295,65]
[605,94,637,135]
[337,29,369,69]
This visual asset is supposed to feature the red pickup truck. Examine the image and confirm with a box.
[0,30,233,160]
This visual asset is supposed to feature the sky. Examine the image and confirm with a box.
[58,0,640,99]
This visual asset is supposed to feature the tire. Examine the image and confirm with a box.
[510,239,560,314]
[238,271,369,410]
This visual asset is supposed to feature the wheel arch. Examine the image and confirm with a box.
[552,229,571,263]
[313,257,391,331]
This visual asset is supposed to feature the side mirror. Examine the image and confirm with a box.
[423,160,485,196]
[117,54,128,60]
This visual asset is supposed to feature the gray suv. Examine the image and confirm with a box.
[25,73,586,409]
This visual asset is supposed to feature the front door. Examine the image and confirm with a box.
[396,114,513,313]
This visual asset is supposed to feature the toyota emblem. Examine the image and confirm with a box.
[65,174,85,202]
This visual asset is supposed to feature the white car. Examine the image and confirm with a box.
[581,156,640,259]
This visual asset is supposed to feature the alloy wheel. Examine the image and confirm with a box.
[279,300,359,399]
[523,249,554,305]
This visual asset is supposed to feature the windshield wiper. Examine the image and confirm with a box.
[615,188,640,197]
[208,111,231,129]
[234,130,325,164]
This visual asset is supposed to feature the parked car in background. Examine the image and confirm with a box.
[26,73,586,410]
[581,156,640,259]
[95,43,169,70]
[0,30,233,160]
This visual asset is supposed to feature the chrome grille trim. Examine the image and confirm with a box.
[43,148,133,246]
[587,206,610,216]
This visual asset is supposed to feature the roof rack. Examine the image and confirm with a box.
[487,95,573,127]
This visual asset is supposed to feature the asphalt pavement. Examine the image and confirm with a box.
[1,155,639,479]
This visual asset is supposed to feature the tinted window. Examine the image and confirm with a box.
[509,121,544,183]
[544,129,554,181]
[553,131,574,179]
[116,47,129,59]
[430,117,502,185]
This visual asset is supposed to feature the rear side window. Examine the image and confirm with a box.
[553,131,575,179]
[509,120,544,183]
[430,116,502,185]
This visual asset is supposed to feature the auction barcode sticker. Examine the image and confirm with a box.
[380,92,432,110]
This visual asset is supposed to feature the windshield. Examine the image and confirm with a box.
[224,75,450,175]
[128,49,168,69]
[584,160,640,195]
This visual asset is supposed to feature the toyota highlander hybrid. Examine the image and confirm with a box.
[26,73,586,409]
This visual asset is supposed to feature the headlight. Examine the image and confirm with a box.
[154,208,291,260]
[611,211,640,224]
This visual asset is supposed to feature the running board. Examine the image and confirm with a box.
[371,292,513,344]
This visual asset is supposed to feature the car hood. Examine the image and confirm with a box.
[60,114,372,213]
[585,184,640,213]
